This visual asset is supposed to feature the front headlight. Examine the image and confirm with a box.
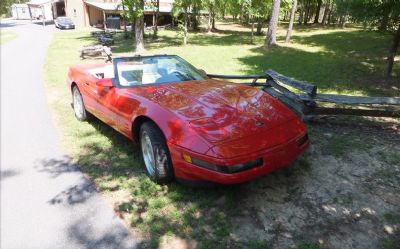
[183,153,263,174]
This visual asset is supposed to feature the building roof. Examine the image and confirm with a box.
[84,1,124,11]
[27,0,52,5]
[11,4,29,8]
[84,0,172,13]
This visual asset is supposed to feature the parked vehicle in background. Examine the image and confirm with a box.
[55,17,75,29]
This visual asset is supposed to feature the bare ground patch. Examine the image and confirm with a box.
[228,116,400,249]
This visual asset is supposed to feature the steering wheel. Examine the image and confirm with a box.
[170,71,194,81]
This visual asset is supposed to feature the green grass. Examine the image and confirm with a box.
[296,242,326,249]
[0,30,17,44]
[44,22,400,248]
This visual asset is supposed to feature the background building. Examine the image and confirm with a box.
[11,4,31,19]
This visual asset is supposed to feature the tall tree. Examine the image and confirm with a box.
[265,0,281,47]
[321,0,330,25]
[298,0,304,24]
[385,23,400,77]
[314,0,322,23]
[303,0,310,24]
[135,0,145,53]
[172,0,192,45]
[346,0,400,76]
[122,0,143,51]
[153,0,160,37]
[206,0,215,32]
[285,0,297,43]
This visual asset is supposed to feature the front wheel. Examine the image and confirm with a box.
[72,86,89,121]
[140,122,174,183]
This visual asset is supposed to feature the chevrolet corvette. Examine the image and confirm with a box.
[67,55,309,184]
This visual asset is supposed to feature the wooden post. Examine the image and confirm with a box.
[103,10,106,30]
[42,5,45,26]
[251,21,254,44]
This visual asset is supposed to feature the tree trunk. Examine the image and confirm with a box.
[240,2,244,24]
[285,0,297,43]
[304,0,310,25]
[256,18,263,35]
[379,3,391,31]
[131,16,136,38]
[153,0,159,37]
[251,20,254,44]
[183,8,188,45]
[135,15,144,53]
[207,7,212,33]
[321,0,330,25]
[314,0,322,23]
[327,1,333,24]
[379,14,390,31]
[340,14,347,28]
[298,0,304,24]
[385,24,400,77]
[212,11,216,30]
[265,0,281,48]
[193,6,199,30]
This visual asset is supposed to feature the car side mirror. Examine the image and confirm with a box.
[96,78,113,88]
[198,69,207,77]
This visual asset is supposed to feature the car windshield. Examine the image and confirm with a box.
[58,17,72,23]
[115,55,206,87]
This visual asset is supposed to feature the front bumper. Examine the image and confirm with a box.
[168,133,310,185]
[60,25,75,29]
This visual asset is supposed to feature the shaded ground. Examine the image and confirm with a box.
[44,22,400,248]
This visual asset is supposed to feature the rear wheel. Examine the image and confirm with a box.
[72,86,89,121]
[140,122,174,183]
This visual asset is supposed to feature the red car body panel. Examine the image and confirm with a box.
[67,62,309,184]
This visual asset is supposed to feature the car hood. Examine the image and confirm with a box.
[131,79,298,144]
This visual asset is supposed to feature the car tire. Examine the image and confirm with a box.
[140,122,174,183]
[72,86,89,121]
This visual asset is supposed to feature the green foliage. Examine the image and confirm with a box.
[247,0,273,20]
[172,0,192,17]
[121,0,144,22]
[0,0,29,16]
[346,0,400,31]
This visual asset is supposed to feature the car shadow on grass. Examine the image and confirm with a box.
[36,114,314,248]
[37,112,400,249]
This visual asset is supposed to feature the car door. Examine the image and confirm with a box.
[95,85,119,127]
[96,86,141,138]
[77,72,99,116]
[112,89,142,138]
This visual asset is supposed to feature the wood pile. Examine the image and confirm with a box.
[79,45,112,62]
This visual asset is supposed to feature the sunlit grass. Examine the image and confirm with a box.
[0,30,17,44]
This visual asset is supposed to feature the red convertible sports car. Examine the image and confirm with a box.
[67,55,309,185]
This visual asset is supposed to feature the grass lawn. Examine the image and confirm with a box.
[0,30,17,44]
[44,22,400,249]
